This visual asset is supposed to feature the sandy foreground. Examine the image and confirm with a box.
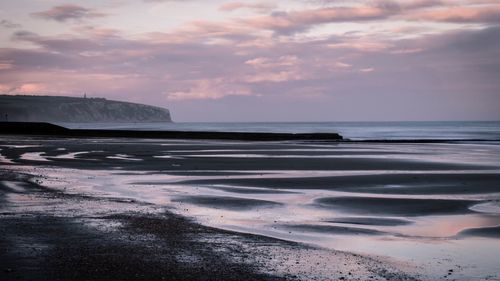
[1,136,500,281]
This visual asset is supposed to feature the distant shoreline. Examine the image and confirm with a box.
[0,94,172,123]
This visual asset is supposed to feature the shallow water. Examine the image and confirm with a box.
[1,137,500,280]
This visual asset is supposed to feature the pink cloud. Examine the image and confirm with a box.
[243,6,391,33]
[148,20,254,45]
[236,37,276,49]
[17,83,48,94]
[327,41,392,52]
[234,1,500,34]
[219,2,275,13]
[165,78,252,100]
[245,55,300,68]
[243,70,304,83]
[410,6,500,23]
[136,1,500,47]
[359,67,375,73]
[1,4,500,121]
[0,60,13,70]
[220,2,249,11]
[0,84,12,92]
[334,62,352,68]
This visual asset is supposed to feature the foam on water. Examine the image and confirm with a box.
[470,201,500,214]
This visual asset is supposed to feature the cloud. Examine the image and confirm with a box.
[31,4,106,22]
[390,48,423,54]
[244,6,391,34]
[327,41,392,52]
[359,67,375,73]
[165,78,252,100]
[335,62,351,68]
[219,2,275,13]
[235,0,448,34]
[11,30,39,41]
[123,0,500,44]
[17,83,47,93]
[410,6,500,23]
[2,2,500,120]
[72,26,122,39]
[143,0,191,2]
[0,19,21,29]
[245,55,300,68]
[371,0,445,11]
[237,1,500,34]
[0,60,13,70]
[243,70,304,83]
[0,84,12,92]
[243,55,304,83]
[0,82,48,94]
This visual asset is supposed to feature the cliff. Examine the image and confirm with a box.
[0,95,172,123]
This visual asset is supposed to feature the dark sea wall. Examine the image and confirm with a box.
[0,122,343,141]
[0,95,172,123]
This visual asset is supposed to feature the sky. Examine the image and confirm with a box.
[0,0,499,122]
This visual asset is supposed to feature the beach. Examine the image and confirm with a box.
[1,134,500,280]
[3,0,500,278]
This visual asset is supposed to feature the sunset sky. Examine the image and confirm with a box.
[1,0,499,121]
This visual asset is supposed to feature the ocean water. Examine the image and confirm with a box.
[59,121,500,141]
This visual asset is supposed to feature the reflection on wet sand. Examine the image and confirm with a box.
[1,137,500,280]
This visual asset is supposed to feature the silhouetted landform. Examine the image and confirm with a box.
[0,122,343,141]
[459,225,500,238]
[0,95,171,122]
[348,138,500,143]
[2,122,498,142]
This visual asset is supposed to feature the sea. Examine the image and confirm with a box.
[58,121,500,141]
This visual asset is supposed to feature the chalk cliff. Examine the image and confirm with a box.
[0,95,172,123]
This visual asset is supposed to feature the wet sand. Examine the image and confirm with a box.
[1,135,500,280]
[0,174,291,281]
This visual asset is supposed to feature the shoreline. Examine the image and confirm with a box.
[1,135,499,280]
[0,168,419,281]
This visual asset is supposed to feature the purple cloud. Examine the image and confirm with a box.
[238,1,500,34]
[2,0,500,121]
[31,4,106,22]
